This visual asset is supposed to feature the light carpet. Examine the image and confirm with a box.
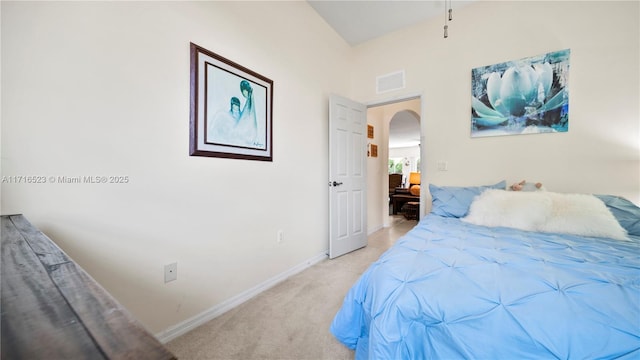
[166,216,414,360]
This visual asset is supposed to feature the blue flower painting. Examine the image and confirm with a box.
[471,49,570,138]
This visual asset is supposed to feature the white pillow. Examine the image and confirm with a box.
[463,189,551,231]
[462,189,629,240]
[542,192,628,240]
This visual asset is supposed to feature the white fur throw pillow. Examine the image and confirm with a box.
[462,190,551,231]
[462,189,628,240]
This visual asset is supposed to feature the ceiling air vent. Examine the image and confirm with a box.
[376,70,405,94]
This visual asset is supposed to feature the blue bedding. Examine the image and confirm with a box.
[331,215,640,359]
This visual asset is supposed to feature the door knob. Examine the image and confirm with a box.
[331,181,343,187]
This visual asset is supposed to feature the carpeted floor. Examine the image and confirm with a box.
[166,216,415,360]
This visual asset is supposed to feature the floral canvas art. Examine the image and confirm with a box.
[471,49,570,138]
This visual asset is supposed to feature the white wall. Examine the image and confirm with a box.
[389,146,420,160]
[1,1,351,335]
[366,107,385,233]
[354,1,640,210]
[2,0,639,340]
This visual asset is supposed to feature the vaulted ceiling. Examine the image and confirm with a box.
[307,0,475,46]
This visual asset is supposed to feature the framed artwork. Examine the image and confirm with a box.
[367,125,374,139]
[190,43,273,161]
[370,144,378,158]
[471,49,570,138]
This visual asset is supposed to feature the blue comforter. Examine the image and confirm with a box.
[331,215,640,359]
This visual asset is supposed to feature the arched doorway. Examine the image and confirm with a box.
[365,96,422,230]
[389,110,421,187]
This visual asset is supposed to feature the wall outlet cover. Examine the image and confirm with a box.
[164,262,177,283]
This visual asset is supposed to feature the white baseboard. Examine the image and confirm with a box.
[368,224,383,235]
[155,251,328,344]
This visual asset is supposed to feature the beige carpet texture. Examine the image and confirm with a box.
[166,217,414,360]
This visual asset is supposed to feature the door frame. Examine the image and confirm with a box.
[365,92,425,224]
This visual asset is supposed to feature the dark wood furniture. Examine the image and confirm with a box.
[389,174,402,203]
[1,214,176,360]
[403,201,420,220]
[389,173,403,195]
[391,194,420,215]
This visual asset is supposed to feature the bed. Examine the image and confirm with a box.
[330,182,640,359]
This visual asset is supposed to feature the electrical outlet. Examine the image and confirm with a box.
[437,160,448,171]
[164,262,177,283]
[277,230,284,244]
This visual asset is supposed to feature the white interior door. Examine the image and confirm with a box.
[329,94,367,259]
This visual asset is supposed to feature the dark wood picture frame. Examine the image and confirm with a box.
[190,43,273,161]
